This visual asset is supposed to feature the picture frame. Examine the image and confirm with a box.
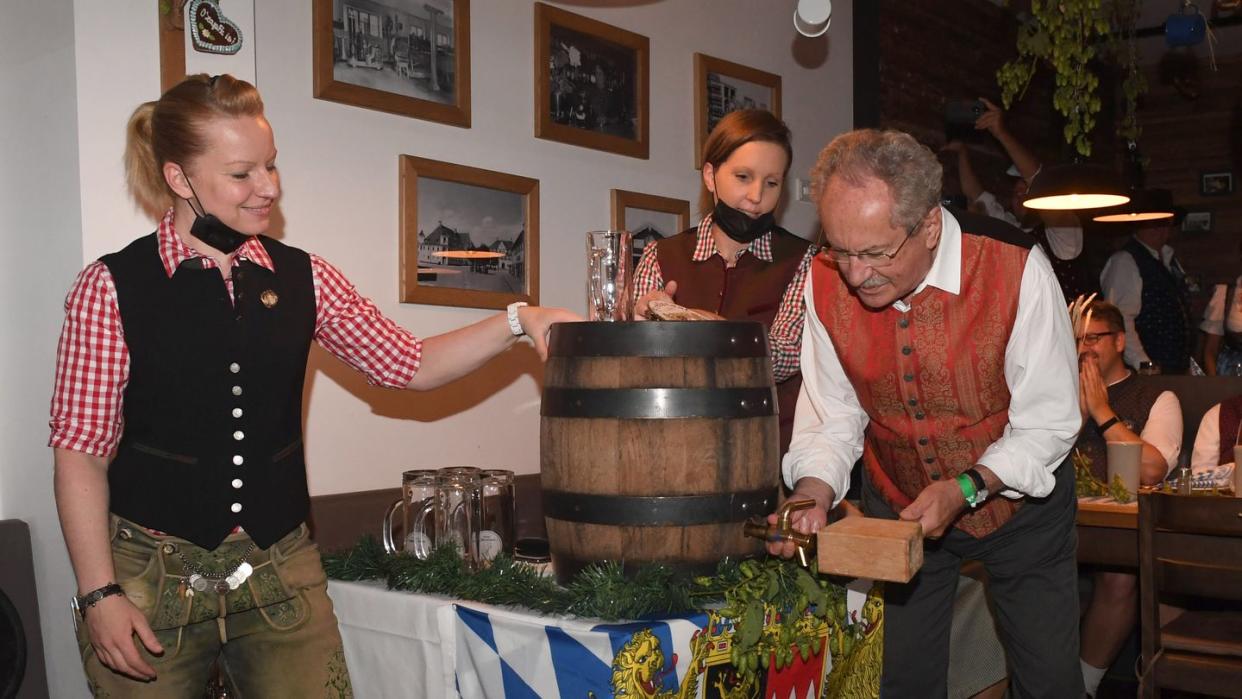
[693,53,782,167]
[313,0,471,128]
[1181,210,1213,234]
[1201,170,1234,197]
[399,155,539,310]
[610,189,691,268]
[534,2,650,159]
[158,0,187,92]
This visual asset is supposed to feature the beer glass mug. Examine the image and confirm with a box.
[1106,441,1142,495]
[587,230,633,321]
[479,470,516,561]
[382,469,437,554]
[413,470,483,570]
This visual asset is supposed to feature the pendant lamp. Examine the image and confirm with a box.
[1022,162,1130,211]
[1091,187,1177,223]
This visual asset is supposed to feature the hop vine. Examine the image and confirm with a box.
[997,0,1144,157]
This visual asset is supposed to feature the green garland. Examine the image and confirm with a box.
[1073,449,1134,503]
[323,537,864,682]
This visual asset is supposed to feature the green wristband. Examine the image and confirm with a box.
[955,473,977,504]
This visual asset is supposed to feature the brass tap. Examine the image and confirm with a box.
[743,499,816,566]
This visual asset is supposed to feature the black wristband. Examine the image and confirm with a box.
[1096,416,1120,433]
[964,468,986,493]
[76,582,124,618]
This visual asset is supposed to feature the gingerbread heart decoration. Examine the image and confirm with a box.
[189,0,243,55]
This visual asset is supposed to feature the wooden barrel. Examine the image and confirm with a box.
[540,321,780,583]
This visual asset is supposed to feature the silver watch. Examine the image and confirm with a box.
[506,301,528,336]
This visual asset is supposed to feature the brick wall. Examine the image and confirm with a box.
[870,0,1086,202]
[1141,53,1242,290]
[865,1,1240,323]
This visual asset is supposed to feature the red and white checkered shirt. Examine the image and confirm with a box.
[632,215,816,382]
[49,210,423,457]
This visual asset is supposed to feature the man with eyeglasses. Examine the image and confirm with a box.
[1071,298,1181,698]
[769,129,1083,697]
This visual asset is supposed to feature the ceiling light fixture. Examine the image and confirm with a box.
[1022,162,1130,211]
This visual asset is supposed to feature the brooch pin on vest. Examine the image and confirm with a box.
[260,289,279,308]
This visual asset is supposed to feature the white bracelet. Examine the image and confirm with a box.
[507,301,528,336]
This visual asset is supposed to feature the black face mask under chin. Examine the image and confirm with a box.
[182,176,249,254]
[712,198,775,245]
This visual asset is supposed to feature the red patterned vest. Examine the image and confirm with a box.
[810,211,1035,537]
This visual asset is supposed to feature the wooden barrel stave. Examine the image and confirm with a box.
[540,322,779,582]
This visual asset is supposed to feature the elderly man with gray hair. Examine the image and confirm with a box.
[767,129,1083,697]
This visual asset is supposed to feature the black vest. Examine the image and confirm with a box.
[1030,224,1097,303]
[1073,373,1163,482]
[101,234,316,550]
[1124,239,1191,374]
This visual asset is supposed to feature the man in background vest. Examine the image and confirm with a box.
[771,129,1083,697]
[1190,393,1242,482]
[1072,298,1181,697]
[1100,211,1193,374]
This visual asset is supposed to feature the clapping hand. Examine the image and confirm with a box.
[1079,353,1112,422]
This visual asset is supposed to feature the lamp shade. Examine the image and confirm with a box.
[1023,163,1130,211]
[794,0,832,37]
[1091,187,1177,223]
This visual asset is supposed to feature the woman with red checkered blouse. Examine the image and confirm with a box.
[48,74,578,696]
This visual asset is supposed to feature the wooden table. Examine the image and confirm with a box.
[1076,498,1138,567]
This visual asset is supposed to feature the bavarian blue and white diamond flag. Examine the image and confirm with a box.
[455,603,711,698]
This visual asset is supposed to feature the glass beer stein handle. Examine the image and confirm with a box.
[381,498,403,554]
[411,499,437,559]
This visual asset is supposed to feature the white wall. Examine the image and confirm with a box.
[0,0,86,697]
[10,1,851,693]
[75,0,853,496]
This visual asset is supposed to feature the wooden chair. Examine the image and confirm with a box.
[1138,492,1242,697]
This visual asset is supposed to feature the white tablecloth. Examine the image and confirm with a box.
[328,574,1004,698]
[328,580,462,698]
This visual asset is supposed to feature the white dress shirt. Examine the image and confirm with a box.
[1099,238,1181,367]
[1191,404,1231,474]
[973,191,1083,261]
[783,208,1082,507]
[1200,276,1242,336]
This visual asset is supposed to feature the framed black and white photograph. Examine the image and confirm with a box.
[534,2,649,159]
[610,190,690,268]
[400,156,538,309]
[693,54,781,167]
[1182,211,1213,234]
[313,0,470,127]
[1201,170,1234,197]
